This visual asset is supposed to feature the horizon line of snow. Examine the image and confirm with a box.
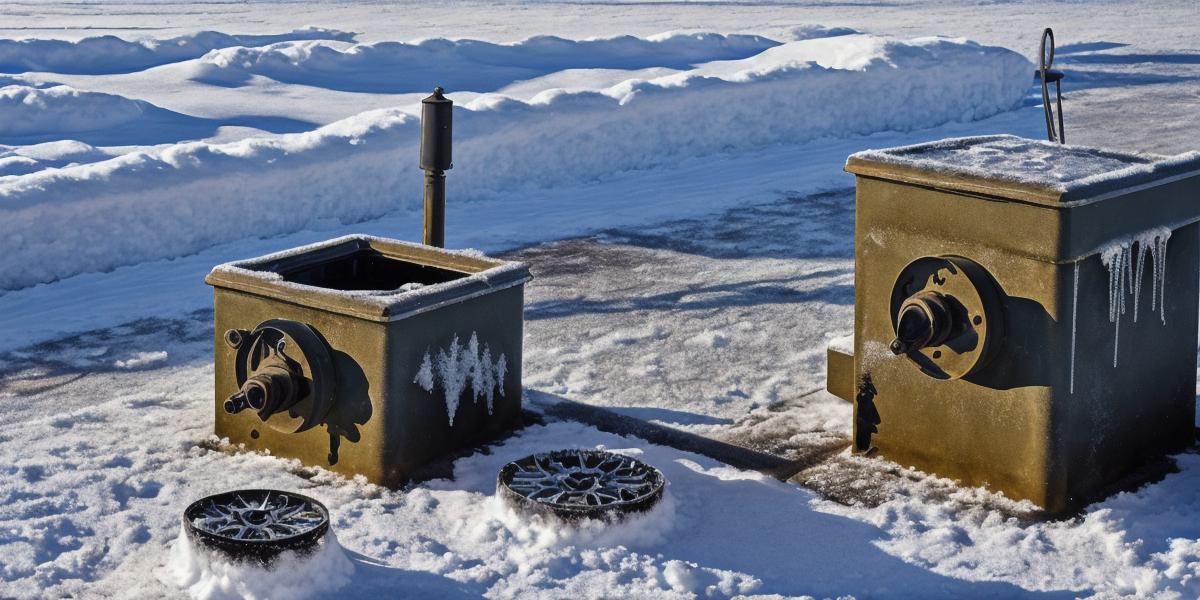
[0,34,1031,291]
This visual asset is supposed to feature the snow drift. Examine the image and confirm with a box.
[0,33,1031,290]
[189,32,780,92]
[0,28,356,75]
[168,528,353,600]
[0,85,148,138]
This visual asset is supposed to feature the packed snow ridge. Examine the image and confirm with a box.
[0,28,356,74]
[414,332,508,426]
[190,32,780,92]
[0,32,1031,290]
[0,85,149,138]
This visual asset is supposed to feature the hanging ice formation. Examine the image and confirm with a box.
[413,332,508,426]
[1098,226,1172,368]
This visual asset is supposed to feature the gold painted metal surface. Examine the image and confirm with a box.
[207,236,529,486]
[842,138,1200,513]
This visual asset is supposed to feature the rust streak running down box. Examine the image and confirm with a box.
[205,235,531,485]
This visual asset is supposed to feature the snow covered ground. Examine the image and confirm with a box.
[2,0,1200,598]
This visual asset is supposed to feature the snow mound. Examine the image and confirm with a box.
[0,28,356,75]
[0,33,1030,290]
[0,141,112,176]
[189,32,780,92]
[0,85,148,138]
[167,527,354,600]
[788,24,861,40]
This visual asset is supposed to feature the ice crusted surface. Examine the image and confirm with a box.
[167,527,353,600]
[1100,226,1172,367]
[0,33,1029,290]
[414,332,508,425]
[850,135,1200,198]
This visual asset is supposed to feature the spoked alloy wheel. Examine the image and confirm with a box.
[497,449,665,520]
[183,489,329,562]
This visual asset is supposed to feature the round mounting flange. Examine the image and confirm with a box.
[231,319,335,433]
[497,449,665,521]
[183,489,329,563]
[889,255,1005,380]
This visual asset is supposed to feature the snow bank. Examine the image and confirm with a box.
[0,33,1030,290]
[0,28,355,75]
[189,32,779,92]
[0,85,148,137]
[168,527,353,600]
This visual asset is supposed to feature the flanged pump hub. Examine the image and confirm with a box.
[222,319,336,433]
[889,255,1005,380]
[497,449,665,521]
[183,489,330,563]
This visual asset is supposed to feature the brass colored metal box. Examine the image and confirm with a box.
[205,235,531,486]
[835,136,1200,512]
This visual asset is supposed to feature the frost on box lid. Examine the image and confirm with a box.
[845,135,1200,205]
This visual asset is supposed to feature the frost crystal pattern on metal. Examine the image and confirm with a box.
[497,450,665,520]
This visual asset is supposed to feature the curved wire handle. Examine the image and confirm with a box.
[1039,28,1065,144]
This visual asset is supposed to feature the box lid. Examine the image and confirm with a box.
[845,135,1200,206]
[205,235,532,322]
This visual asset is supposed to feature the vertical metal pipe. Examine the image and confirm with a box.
[420,87,453,247]
[423,171,446,247]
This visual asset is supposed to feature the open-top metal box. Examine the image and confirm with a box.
[829,135,1200,513]
[205,235,531,486]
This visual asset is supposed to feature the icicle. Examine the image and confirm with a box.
[1102,243,1125,367]
[1133,241,1148,323]
[1070,261,1079,394]
[1156,231,1170,325]
[1098,226,1172,368]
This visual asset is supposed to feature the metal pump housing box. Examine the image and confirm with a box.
[205,235,530,486]
[834,135,1200,513]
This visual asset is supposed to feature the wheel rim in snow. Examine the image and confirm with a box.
[497,449,665,520]
[183,489,329,562]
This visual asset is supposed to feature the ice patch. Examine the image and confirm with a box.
[685,330,730,348]
[167,525,353,600]
[113,350,168,369]
[414,332,508,426]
